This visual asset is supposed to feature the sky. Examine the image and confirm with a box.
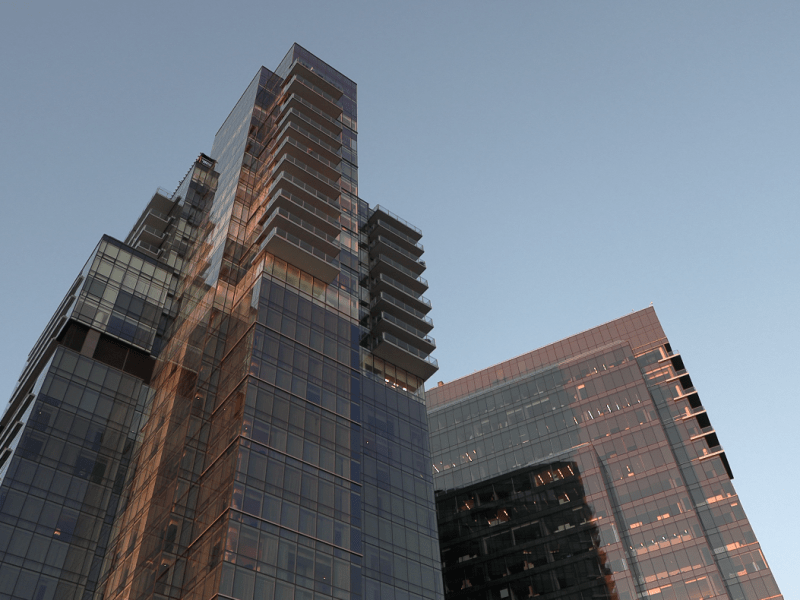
[1,1,797,596]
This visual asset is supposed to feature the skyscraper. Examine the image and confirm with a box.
[0,45,443,600]
[426,308,781,600]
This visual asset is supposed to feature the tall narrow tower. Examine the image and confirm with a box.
[0,45,443,600]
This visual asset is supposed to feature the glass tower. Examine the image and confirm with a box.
[0,45,443,600]
[427,308,782,600]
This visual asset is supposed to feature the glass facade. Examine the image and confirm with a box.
[0,238,173,599]
[427,308,782,600]
[0,45,441,600]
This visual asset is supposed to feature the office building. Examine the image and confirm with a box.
[0,45,442,600]
[427,308,782,600]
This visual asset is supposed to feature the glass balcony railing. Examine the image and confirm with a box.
[269,172,340,213]
[370,255,428,288]
[263,206,340,250]
[280,90,342,129]
[276,135,340,175]
[271,153,340,192]
[378,332,438,367]
[135,240,161,255]
[374,274,431,309]
[292,74,342,107]
[370,236,426,268]
[277,117,341,160]
[290,58,345,96]
[370,219,424,252]
[371,292,433,326]
[279,106,342,145]
[265,189,341,232]
[372,204,422,238]
[261,227,340,269]
[377,312,436,347]
[137,224,166,239]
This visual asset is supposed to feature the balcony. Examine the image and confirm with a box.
[133,239,161,259]
[258,227,340,284]
[282,75,343,120]
[259,207,340,259]
[370,292,433,333]
[275,114,341,165]
[269,172,340,218]
[280,93,343,136]
[369,205,422,241]
[268,154,340,199]
[372,311,436,354]
[261,188,340,238]
[369,236,426,274]
[142,209,171,231]
[368,218,424,256]
[370,273,431,314]
[132,223,166,247]
[271,133,341,181]
[370,332,438,380]
[368,254,428,294]
[278,105,342,149]
[286,59,344,100]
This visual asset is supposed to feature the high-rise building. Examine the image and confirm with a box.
[0,45,443,600]
[426,308,781,600]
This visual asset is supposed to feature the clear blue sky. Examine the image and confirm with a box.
[1,1,797,596]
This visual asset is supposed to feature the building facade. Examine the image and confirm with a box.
[0,45,443,600]
[427,308,781,600]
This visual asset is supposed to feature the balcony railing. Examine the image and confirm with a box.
[276,117,341,160]
[280,90,343,129]
[372,274,431,310]
[274,134,340,177]
[260,227,340,283]
[263,188,340,234]
[377,312,436,347]
[371,204,422,238]
[261,206,340,255]
[369,236,426,270]
[269,173,340,215]
[270,154,340,195]
[369,255,428,288]
[290,58,345,96]
[370,292,433,327]
[279,105,342,143]
[369,218,424,253]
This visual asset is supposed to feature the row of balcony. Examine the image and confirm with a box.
[361,203,437,381]
[256,72,346,286]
